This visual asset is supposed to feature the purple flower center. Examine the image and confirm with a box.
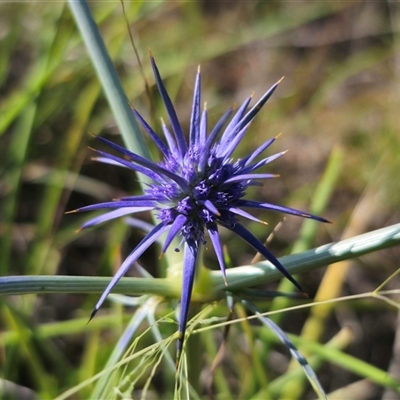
[151,146,245,242]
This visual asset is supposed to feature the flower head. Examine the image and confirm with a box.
[73,56,328,362]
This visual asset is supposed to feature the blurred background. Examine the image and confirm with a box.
[1,1,400,399]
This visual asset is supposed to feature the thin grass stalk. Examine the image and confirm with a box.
[200,328,233,398]
[259,146,342,397]
[242,299,327,399]
[0,313,133,347]
[251,327,354,399]
[184,303,203,395]
[0,103,36,275]
[2,305,56,399]
[91,296,156,398]
[0,5,70,134]
[288,331,400,392]
[25,81,100,276]
[269,146,342,318]
[280,155,391,399]
[235,303,270,396]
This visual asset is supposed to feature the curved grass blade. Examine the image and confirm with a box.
[91,296,158,398]
[241,299,327,399]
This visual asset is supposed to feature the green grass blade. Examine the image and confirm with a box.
[251,327,352,399]
[91,296,157,398]
[242,299,327,399]
[0,103,36,274]
[289,332,400,392]
[264,145,343,346]
[2,304,57,399]
[67,0,150,163]
[0,5,72,135]
[0,312,133,346]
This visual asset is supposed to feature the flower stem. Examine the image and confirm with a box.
[1,223,400,298]
[211,223,400,291]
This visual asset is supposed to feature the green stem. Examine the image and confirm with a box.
[1,223,399,298]
[211,222,400,290]
[0,276,179,298]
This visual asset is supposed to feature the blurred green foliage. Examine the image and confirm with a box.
[1,1,400,399]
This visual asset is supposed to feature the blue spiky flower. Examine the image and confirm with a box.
[72,56,327,361]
